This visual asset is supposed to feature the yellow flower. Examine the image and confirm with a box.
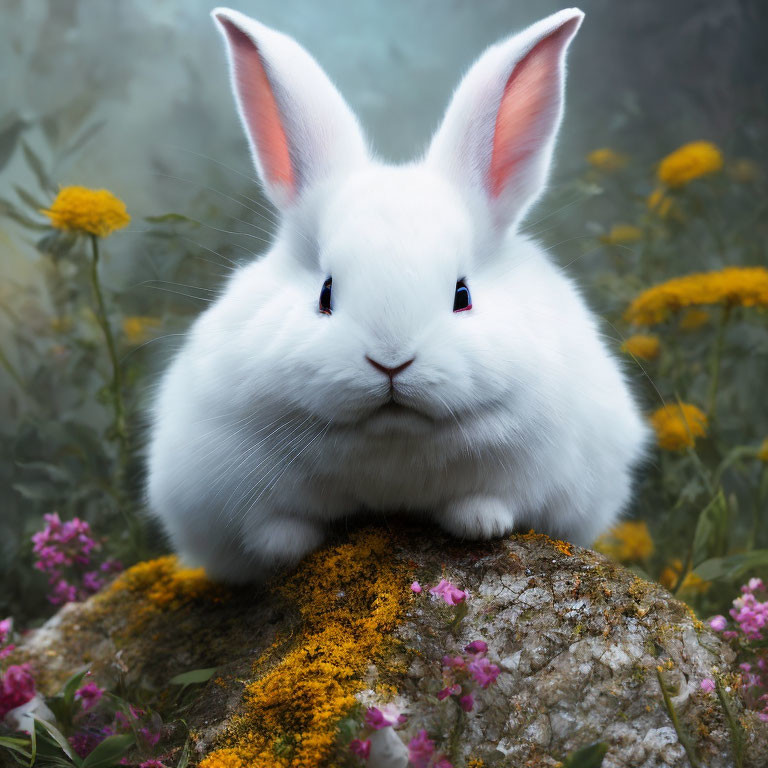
[657,141,723,188]
[650,403,707,451]
[587,148,628,172]
[758,438,768,463]
[659,560,711,594]
[679,309,710,331]
[50,316,73,334]
[647,187,674,218]
[728,158,760,184]
[625,266,768,326]
[593,520,653,562]
[600,224,643,245]
[122,316,161,345]
[621,334,660,361]
[43,186,130,238]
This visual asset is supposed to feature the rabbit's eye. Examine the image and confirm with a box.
[453,280,472,312]
[319,277,333,315]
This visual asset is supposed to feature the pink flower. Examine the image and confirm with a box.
[0,618,11,645]
[410,581,423,594]
[0,664,36,719]
[349,738,371,760]
[0,644,16,660]
[364,704,405,730]
[468,657,500,689]
[459,693,474,712]
[700,678,715,693]
[441,655,465,671]
[69,731,105,759]
[709,615,727,632]
[464,640,488,655]
[139,726,162,747]
[430,579,466,606]
[75,681,104,711]
[82,571,104,594]
[437,683,461,701]
[407,730,435,768]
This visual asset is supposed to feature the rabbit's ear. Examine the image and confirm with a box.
[212,8,367,209]
[428,9,583,231]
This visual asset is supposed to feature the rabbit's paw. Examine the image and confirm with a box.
[244,513,326,567]
[438,496,515,540]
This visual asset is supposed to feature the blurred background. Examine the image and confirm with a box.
[1,0,767,626]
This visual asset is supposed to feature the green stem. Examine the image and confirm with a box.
[752,464,768,549]
[706,304,731,422]
[656,667,702,768]
[88,235,129,477]
[0,344,26,392]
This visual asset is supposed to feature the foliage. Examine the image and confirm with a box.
[575,135,768,620]
[0,103,269,626]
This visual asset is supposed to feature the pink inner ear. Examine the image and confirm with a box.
[489,19,578,199]
[218,18,295,197]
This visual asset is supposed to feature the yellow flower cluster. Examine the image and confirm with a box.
[43,186,130,238]
[657,141,723,187]
[679,309,710,331]
[587,148,628,172]
[600,224,643,245]
[122,316,161,345]
[621,334,660,361]
[758,438,768,463]
[650,403,707,451]
[593,520,654,562]
[647,188,675,218]
[199,530,410,768]
[659,560,711,594]
[625,266,768,326]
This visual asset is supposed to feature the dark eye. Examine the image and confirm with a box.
[319,277,332,315]
[453,279,472,312]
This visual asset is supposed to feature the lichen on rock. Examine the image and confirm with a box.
[11,524,768,767]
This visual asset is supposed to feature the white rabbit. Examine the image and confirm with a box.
[147,6,648,583]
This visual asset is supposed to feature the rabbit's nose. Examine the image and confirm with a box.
[365,355,415,379]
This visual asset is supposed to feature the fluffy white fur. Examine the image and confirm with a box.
[147,7,648,582]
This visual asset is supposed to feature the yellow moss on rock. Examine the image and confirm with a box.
[199,529,411,768]
[97,555,218,634]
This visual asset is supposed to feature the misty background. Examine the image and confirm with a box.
[1,0,767,625]
[3,0,766,256]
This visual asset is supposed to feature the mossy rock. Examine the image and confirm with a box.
[12,525,768,767]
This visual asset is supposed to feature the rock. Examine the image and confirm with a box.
[10,524,768,767]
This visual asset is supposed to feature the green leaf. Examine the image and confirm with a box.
[0,196,49,231]
[175,735,191,768]
[16,461,73,486]
[11,481,62,502]
[562,742,609,768]
[144,213,198,224]
[0,736,32,760]
[21,141,53,193]
[13,185,48,212]
[692,490,729,567]
[0,116,26,173]
[31,717,81,766]
[695,550,768,582]
[169,667,218,686]
[65,120,106,158]
[81,734,134,768]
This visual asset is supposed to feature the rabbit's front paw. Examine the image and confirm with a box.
[438,496,515,540]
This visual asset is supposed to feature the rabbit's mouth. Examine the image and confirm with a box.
[373,396,430,421]
[378,400,415,416]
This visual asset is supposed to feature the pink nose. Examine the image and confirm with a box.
[366,355,415,378]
